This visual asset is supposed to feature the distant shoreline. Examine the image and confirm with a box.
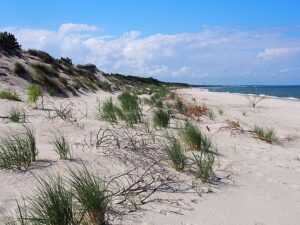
[189,85,300,100]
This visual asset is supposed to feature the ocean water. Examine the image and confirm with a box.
[204,85,300,99]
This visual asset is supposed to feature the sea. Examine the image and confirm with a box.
[202,85,300,100]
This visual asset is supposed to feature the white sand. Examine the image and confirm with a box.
[0,87,300,225]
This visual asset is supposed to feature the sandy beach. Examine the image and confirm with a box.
[0,87,299,225]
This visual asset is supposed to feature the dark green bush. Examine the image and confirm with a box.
[0,32,21,53]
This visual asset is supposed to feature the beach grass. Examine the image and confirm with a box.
[192,152,215,182]
[180,121,212,152]
[254,126,277,143]
[153,109,170,128]
[52,133,70,159]
[165,135,187,171]
[0,91,21,101]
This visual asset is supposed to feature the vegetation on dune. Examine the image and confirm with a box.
[254,126,277,143]
[8,107,25,123]
[175,98,187,113]
[69,166,111,224]
[27,84,43,108]
[27,49,57,65]
[0,32,21,54]
[164,135,187,171]
[52,133,71,160]
[180,121,212,152]
[13,62,27,75]
[0,91,21,101]
[5,168,111,225]
[208,109,215,120]
[98,98,120,123]
[192,152,215,183]
[118,91,142,125]
[153,109,170,128]
[0,125,37,170]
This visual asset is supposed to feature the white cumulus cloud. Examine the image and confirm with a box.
[1,24,300,84]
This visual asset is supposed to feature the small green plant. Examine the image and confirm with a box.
[192,152,215,183]
[27,85,43,107]
[242,111,247,116]
[28,176,75,224]
[54,104,73,121]
[165,135,187,171]
[98,98,120,123]
[218,108,224,115]
[153,109,170,128]
[254,126,277,143]
[0,91,21,101]
[69,166,111,224]
[180,121,212,152]
[52,133,70,159]
[175,98,187,113]
[8,107,25,123]
[0,125,37,170]
[208,110,215,120]
[118,91,142,125]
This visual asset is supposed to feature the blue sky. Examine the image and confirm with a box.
[1,0,300,84]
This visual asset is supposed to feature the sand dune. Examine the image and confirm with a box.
[0,87,299,225]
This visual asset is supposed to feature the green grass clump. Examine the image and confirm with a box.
[29,176,75,225]
[27,85,42,106]
[96,81,112,92]
[153,109,170,128]
[98,98,121,123]
[118,91,142,125]
[175,98,187,113]
[180,121,212,152]
[69,166,111,224]
[5,167,111,225]
[8,107,25,123]
[208,110,215,120]
[52,133,70,159]
[0,91,21,101]
[31,63,59,78]
[0,126,37,170]
[165,135,187,171]
[192,153,215,183]
[254,126,277,143]
[218,108,224,115]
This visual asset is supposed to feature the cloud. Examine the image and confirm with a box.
[257,47,300,60]
[58,23,99,34]
[1,24,300,84]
